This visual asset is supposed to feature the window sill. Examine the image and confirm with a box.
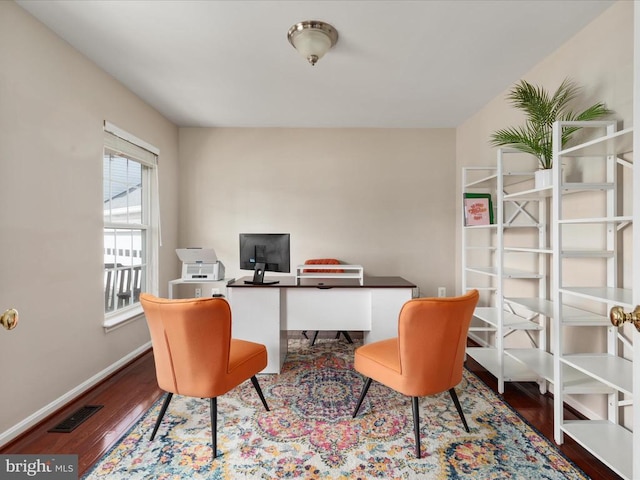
[103,305,144,333]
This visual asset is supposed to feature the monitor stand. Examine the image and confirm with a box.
[244,262,280,285]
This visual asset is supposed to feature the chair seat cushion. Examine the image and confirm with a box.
[354,338,402,386]
[355,338,448,397]
[229,339,268,379]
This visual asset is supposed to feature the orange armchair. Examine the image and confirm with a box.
[352,289,479,458]
[140,293,269,459]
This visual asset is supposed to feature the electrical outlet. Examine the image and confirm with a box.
[438,287,446,297]
[194,288,202,298]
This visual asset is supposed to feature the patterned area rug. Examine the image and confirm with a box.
[83,339,588,479]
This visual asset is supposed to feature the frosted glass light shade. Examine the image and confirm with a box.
[288,21,338,66]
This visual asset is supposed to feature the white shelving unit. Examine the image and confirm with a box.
[462,155,551,394]
[462,146,615,396]
[498,149,554,393]
[551,121,635,480]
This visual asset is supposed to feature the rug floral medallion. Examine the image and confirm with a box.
[84,339,589,479]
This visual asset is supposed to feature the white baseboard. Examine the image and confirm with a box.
[465,337,601,421]
[467,332,490,347]
[563,396,600,420]
[0,342,152,447]
[545,383,601,421]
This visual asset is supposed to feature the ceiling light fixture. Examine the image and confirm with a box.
[287,20,338,66]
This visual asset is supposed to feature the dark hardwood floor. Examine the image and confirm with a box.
[0,334,622,479]
[465,354,622,480]
[0,352,163,476]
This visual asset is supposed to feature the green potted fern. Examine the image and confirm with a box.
[490,78,611,187]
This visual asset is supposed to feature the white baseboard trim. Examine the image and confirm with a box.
[467,332,490,347]
[0,342,152,447]
[465,337,602,421]
[545,383,601,421]
[563,396,600,421]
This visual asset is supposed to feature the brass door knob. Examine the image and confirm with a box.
[0,308,18,330]
[610,305,640,331]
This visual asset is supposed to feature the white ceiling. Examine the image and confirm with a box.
[17,0,615,128]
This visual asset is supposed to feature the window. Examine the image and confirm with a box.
[103,124,159,329]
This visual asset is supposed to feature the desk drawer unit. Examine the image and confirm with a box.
[284,288,371,331]
[227,286,287,374]
[367,288,413,343]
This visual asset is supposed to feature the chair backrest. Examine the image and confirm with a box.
[139,293,233,398]
[397,289,479,395]
[304,258,345,273]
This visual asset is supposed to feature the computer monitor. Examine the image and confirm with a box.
[239,233,290,285]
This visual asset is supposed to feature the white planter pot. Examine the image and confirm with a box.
[534,169,553,189]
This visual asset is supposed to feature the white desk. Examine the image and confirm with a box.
[227,276,416,373]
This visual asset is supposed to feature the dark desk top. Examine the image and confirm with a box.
[228,276,416,289]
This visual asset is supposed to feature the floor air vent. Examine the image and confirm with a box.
[48,405,104,433]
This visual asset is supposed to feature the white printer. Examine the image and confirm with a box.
[176,248,225,281]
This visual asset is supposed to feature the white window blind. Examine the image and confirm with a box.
[103,121,159,166]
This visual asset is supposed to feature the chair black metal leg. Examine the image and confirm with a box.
[449,388,470,433]
[412,396,421,458]
[210,397,218,459]
[150,392,173,440]
[352,377,372,417]
[250,375,270,411]
[335,331,341,339]
[311,331,319,346]
[341,331,354,344]
[302,330,308,339]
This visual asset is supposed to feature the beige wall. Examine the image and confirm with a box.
[178,128,456,297]
[0,2,179,439]
[455,0,634,418]
[457,0,633,252]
